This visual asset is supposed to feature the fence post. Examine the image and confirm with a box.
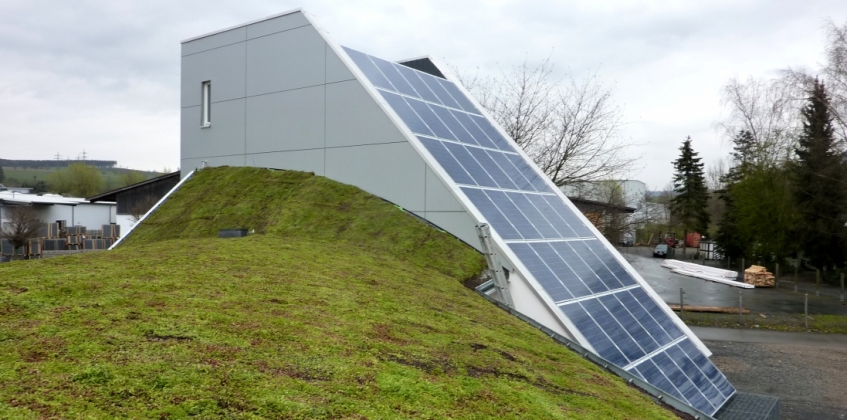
[727,256,731,270]
[680,288,684,319]
[804,293,809,330]
[738,291,743,325]
[840,273,844,305]
[742,258,745,272]
[816,269,820,296]
[776,263,780,288]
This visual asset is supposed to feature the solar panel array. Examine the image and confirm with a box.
[342,46,735,415]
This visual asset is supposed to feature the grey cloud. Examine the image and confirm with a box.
[1,0,846,184]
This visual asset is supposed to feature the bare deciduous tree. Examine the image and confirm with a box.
[782,20,847,149]
[718,77,800,167]
[128,195,161,223]
[1,206,43,259]
[568,180,664,244]
[706,159,727,192]
[459,59,638,186]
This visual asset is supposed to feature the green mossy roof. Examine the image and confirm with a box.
[0,167,675,419]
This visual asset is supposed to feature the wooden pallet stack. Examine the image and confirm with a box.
[101,224,120,247]
[744,265,775,287]
[66,226,86,250]
[27,238,43,258]
[42,221,66,251]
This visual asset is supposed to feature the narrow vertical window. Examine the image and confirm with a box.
[201,81,211,127]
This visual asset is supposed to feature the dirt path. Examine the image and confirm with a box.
[706,340,847,420]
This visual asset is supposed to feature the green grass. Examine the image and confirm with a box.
[124,167,483,280]
[0,167,677,419]
[680,311,847,334]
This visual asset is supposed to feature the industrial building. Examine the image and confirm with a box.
[0,191,114,229]
[88,171,180,234]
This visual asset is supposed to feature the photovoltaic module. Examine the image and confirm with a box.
[343,46,735,416]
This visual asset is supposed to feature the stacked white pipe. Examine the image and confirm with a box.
[661,260,754,289]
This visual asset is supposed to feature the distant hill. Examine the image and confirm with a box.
[0,158,117,169]
[0,160,164,193]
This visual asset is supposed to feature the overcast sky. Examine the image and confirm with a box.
[1,0,845,188]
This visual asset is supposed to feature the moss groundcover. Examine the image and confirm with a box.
[0,167,676,419]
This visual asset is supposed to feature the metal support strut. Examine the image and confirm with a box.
[476,224,514,308]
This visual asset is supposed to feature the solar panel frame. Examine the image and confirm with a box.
[346,46,708,342]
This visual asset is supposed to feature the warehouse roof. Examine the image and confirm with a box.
[87,171,180,202]
[0,191,113,206]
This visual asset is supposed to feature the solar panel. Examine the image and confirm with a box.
[343,46,735,415]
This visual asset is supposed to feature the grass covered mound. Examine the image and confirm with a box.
[123,167,482,280]
[0,167,676,419]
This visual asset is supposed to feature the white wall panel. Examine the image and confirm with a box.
[425,167,464,212]
[182,27,246,56]
[73,205,115,230]
[245,86,325,154]
[181,42,246,107]
[31,204,112,229]
[181,100,246,160]
[326,80,407,148]
[326,45,355,84]
[246,26,326,96]
[422,211,479,249]
[116,215,136,238]
[246,150,324,176]
[509,271,573,339]
[325,143,425,212]
[35,205,74,226]
[246,12,310,39]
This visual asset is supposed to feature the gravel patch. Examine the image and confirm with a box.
[706,340,847,420]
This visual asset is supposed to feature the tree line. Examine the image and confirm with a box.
[0,158,116,169]
[0,163,151,197]
[676,21,847,281]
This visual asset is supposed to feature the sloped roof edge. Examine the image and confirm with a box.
[87,171,180,202]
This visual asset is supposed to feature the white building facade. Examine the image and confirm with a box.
[0,192,115,230]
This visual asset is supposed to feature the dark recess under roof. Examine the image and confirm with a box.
[398,57,446,79]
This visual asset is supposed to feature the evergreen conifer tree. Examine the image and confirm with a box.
[792,80,847,271]
[670,137,710,256]
[0,166,5,183]
[715,130,755,260]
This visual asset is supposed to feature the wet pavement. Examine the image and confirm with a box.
[617,247,847,316]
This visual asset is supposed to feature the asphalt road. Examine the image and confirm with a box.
[618,246,847,316]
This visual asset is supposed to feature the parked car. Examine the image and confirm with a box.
[653,244,669,258]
